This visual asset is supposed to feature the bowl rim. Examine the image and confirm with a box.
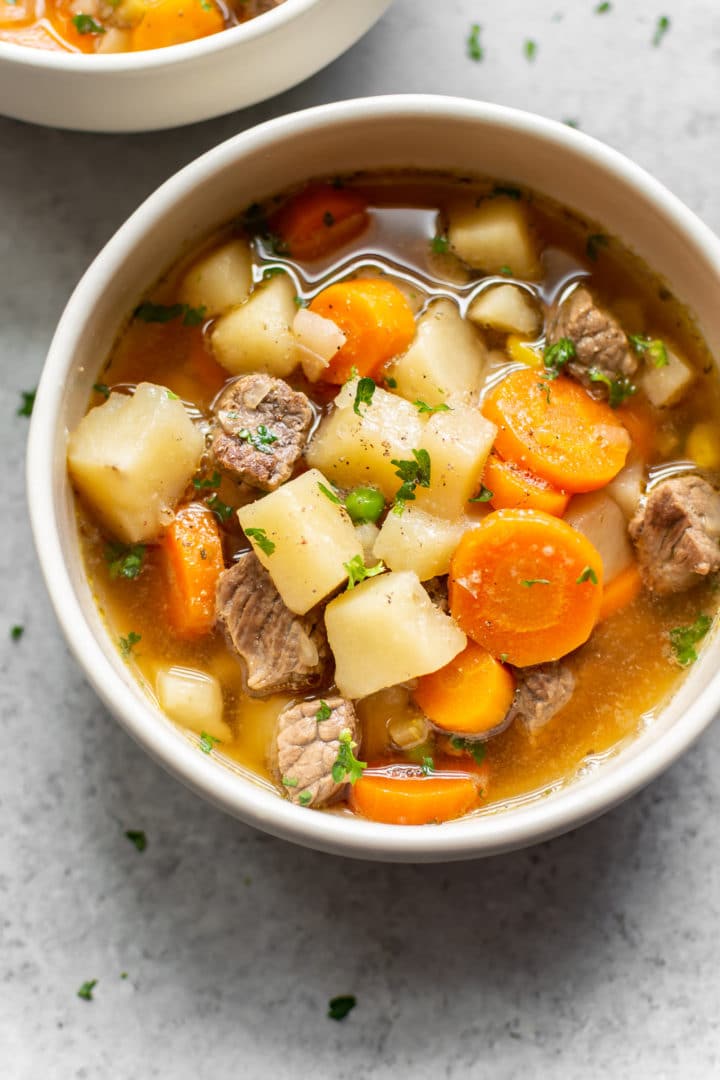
[27,94,720,861]
[0,0,320,70]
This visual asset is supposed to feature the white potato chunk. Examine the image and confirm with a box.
[387,299,487,407]
[179,238,253,317]
[305,379,424,499]
[354,522,381,565]
[211,273,298,377]
[237,468,362,614]
[325,570,467,699]
[155,666,230,742]
[373,506,467,580]
[67,383,204,543]
[467,284,541,337]
[640,348,695,408]
[606,457,645,519]
[564,491,633,582]
[414,404,497,519]
[448,196,539,279]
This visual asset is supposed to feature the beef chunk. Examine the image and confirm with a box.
[216,552,330,696]
[275,697,359,808]
[512,661,575,733]
[629,475,720,594]
[212,374,313,491]
[546,286,637,392]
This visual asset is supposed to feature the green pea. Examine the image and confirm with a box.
[345,486,385,524]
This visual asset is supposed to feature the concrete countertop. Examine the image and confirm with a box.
[2,2,720,1076]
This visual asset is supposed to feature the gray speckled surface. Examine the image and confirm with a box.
[3,2,720,1076]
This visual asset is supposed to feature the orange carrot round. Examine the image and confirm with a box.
[162,503,225,637]
[599,562,642,622]
[483,452,570,517]
[449,508,604,667]
[130,0,224,51]
[616,400,656,461]
[482,368,630,492]
[414,642,515,737]
[350,762,483,825]
[269,184,369,261]
[309,278,416,383]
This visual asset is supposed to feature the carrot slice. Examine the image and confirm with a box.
[414,642,515,737]
[162,503,225,637]
[309,279,416,383]
[483,452,570,517]
[616,399,656,461]
[599,562,642,622]
[482,368,630,492]
[130,0,224,51]
[350,762,483,825]
[449,508,604,667]
[269,184,369,261]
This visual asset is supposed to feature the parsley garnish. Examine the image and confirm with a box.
[318,482,342,505]
[543,337,576,379]
[391,449,432,512]
[344,555,386,589]
[586,233,608,261]
[467,22,483,61]
[193,470,221,490]
[653,14,670,46]
[125,830,146,852]
[10,625,24,641]
[587,368,637,407]
[134,302,206,326]
[119,631,141,658]
[206,494,234,522]
[499,265,513,276]
[298,790,312,806]
[262,266,286,279]
[430,235,450,254]
[199,731,221,753]
[237,425,278,455]
[414,399,451,415]
[595,1,611,11]
[282,776,299,788]
[331,730,367,784]
[385,376,398,389]
[72,13,105,32]
[629,333,669,367]
[294,296,309,308]
[524,39,537,61]
[93,382,110,398]
[17,389,36,417]
[106,542,146,580]
[421,756,435,776]
[537,380,552,405]
[328,994,357,1021]
[563,118,580,129]
[77,980,98,1001]
[353,377,376,416]
[469,485,493,503]
[521,578,551,587]
[316,701,332,722]
[246,527,275,556]
[450,736,486,766]
[576,566,599,585]
[669,615,711,666]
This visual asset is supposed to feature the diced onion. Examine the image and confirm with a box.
[292,308,346,382]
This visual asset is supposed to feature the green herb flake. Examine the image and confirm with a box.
[576,566,599,585]
[543,337,576,379]
[524,39,537,61]
[316,701,332,723]
[391,449,432,512]
[431,235,450,254]
[72,13,105,33]
[119,631,141,658]
[421,755,435,776]
[469,485,493,503]
[467,22,483,61]
[10,625,24,641]
[586,233,609,261]
[521,578,551,587]
[166,389,180,400]
[77,980,98,1001]
[294,296,309,308]
[344,555,386,589]
[193,470,221,490]
[134,301,205,326]
[587,368,637,407]
[93,382,110,398]
[282,776,299,788]
[353,377,376,416]
[17,389,36,417]
[595,1,611,12]
[414,399,451,415]
[669,614,711,666]
[450,736,486,766]
[199,731,221,754]
[298,790,312,806]
[262,266,286,279]
[125,830,147,852]
[318,482,342,505]
[629,333,669,367]
[245,527,275,556]
[537,380,552,405]
[206,494,235,522]
[106,542,146,581]
[237,424,278,455]
[499,265,513,276]
[653,15,670,47]
[500,653,509,664]
[120,973,128,980]
[385,376,398,389]
[331,730,367,784]
[563,118,580,129]
[492,185,522,200]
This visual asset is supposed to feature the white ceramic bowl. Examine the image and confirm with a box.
[28,95,720,861]
[0,0,392,132]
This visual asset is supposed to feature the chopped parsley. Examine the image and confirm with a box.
[236,425,278,454]
[119,631,141,658]
[77,980,98,1001]
[282,776,299,788]
[134,301,206,326]
[586,233,609,261]
[587,368,637,407]
[563,118,580,129]
[72,13,105,32]
[521,578,551,587]
[125,830,147,852]
[206,494,235,522]
[10,625,24,641]
[245,527,275,556]
[193,470,221,490]
[106,542,146,580]
[543,336,576,378]
[450,736,486,766]
[629,333,669,368]
[653,14,670,47]
[318,481,342,505]
[469,485,493,503]
[93,382,110,398]
[316,701,332,722]
[430,235,450,254]
[467,22,483,61]
[298,790,312,806]
[385,376,398,389]
[524,39,537,61]
[595,1,611,11]
[414,400,451,415]
[262,266,286,279]
[344,555,386,589]
[391,449,432,512]
[499,265,513,276]
[331,730,367,784]
[17,389,36,417]
[353,377,376,417]
[576,566,599,585]
[537,379,552,405]
[294,296,309,308]
[669,615,711,666]
[199,731,221,753]
[421,756,435,776]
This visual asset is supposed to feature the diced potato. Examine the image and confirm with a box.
[448,196,539,279]
[564,491,633,582]
[305,379,424,499]
[325,570,467,699]
[414,404,497,519]
[211,273,298,377]
[606,457,645,520]
[354,522,381,565]
[237,468,362,615]
[179,238,253,317]
[373,506,467,580]
[467,284,541,337]
[386,299,487,407]
[640,348,695,408]
[67,382,204,543]
[155,666,229,742]
[686,421,720,470]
